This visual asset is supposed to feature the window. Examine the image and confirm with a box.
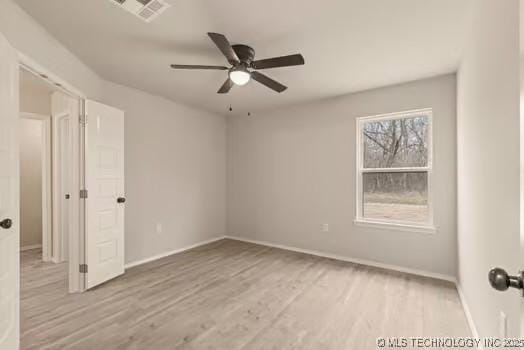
[356,109,433,231]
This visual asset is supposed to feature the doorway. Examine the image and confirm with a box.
[18,67,79,292]
[17,64,127,297]
[19,69,53,264]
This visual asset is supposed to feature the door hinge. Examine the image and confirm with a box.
[80,114,87,125]
[79,264,88,273]
[80,189,88,199]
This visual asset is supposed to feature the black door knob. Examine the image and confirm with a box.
[117,197,126,204]
[489,267,523,291]
[0,218,12,229]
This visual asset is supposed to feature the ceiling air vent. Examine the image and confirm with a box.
[109,0,170,23]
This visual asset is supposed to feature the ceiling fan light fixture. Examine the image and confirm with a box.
[170,32,304,93]
[229,67,251,86]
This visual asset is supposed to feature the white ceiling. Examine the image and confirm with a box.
[14,0,473,115]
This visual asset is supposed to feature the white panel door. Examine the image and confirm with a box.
[85,100,125,289]
[0,33,19,349]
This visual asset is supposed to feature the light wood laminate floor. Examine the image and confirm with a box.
[21,239,470,349]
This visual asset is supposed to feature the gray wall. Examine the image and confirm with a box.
[19,118,43,248]
[102,81,226,265]
[457,0,520,338]
[227,74,457,277]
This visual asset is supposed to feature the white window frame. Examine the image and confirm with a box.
[355,108,436,234]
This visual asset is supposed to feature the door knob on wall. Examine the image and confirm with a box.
[0,218,12,229]
[488,267,524,292]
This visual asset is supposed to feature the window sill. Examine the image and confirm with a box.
[353,219,437,234]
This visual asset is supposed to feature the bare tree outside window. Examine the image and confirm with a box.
[357,111,432,226]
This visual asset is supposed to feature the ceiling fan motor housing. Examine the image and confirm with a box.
[232,44,256,65]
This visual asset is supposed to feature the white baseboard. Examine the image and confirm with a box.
[224,235,456,283]
[20,244,42,251]
[125,234,455,282]
[456,283,482,347]
[124,236,226,269]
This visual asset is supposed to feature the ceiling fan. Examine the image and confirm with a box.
[170,32,305,94]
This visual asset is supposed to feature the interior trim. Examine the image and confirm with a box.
[124,236,226,269]
[20,244,42,252]
[224,235,455,282]
[353,219,437,234]
[456,283,482,348]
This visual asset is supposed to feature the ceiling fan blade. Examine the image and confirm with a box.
[217,78,234,94]
[207,32,240,65]
[251,71,287,93]
[170,64,228,70]
[251,54,305,70]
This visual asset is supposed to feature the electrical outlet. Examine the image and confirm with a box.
[499,311,507,338]
[322,224,329,232]
[156,223,163,234]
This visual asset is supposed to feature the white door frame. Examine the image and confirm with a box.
[0,33,20,350]
[51,111,71,264]
[18,52,87,293]
[18,112,52,262]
